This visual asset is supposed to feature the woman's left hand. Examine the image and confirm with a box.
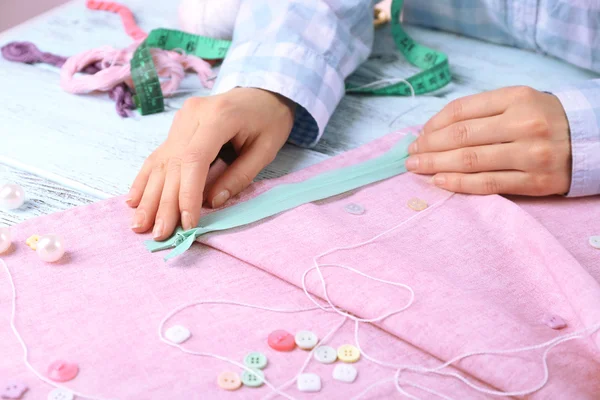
[405,86,572,196]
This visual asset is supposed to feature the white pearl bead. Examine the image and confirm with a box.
[36,234,65,263]
[0,183,26,210]
[0,227,11,254]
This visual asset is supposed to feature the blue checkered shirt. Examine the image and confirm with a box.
[212,0,600,196]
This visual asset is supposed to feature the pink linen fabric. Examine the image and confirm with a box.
[1,127,600,399]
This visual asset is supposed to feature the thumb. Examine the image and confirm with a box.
[206,138,281,208]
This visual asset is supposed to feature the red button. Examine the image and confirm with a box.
[47,360,79,382]
[268,330,296,351]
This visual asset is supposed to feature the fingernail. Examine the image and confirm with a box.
[153,219,164,239]
[211,190,230,208]
[181,211,194,230]
[433,175,446,186]
[131,210,146,229]
[126,188,138,205]
[408,142,418,154]
[405,157,419,171]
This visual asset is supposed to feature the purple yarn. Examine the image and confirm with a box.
[1,41,136,117]
[109,84,135,118]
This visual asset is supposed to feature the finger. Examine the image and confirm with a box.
[410,115,516,154]
[179,128,228,230]
[153,158,182,240]
[131,162,167,232]
[423,87,517,134]
[431,171,533,195]
[126,159,152,207]
[406,143,525,175]
[127,106,196,208]
[207,138,282,209]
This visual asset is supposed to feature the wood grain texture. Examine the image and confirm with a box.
[0,0,597,223]
[0,164,99,226]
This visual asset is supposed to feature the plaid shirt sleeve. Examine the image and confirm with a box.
[211,0,376,148]
[553,80,600,197]
[403,0,600,196]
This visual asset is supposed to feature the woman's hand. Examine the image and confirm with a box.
[405,86,572,196]
[127,88,295,239]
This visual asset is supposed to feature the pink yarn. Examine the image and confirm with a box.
[60,43,214,96]
[85,0,148,41]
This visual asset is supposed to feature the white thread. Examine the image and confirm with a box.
[350,377,394,400]
[301,264,414,322]
[1,258,115,400]
[349,78,416,97]
[5,186,600,399]
[168,88,205,96]
[400,378,455,400]
[301,192,451,322]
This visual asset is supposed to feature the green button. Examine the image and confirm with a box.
[241,369,264,387]
[243,352,268,369]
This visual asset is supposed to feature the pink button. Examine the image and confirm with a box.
[47,360,79,382]
[542,314,567,330]
[268,330,296,351]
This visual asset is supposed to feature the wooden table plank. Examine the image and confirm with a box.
[0,164,100,226]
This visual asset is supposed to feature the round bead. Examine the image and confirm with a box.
[0,227,12,254]
[0,184,26,210]
[36,235,65,263]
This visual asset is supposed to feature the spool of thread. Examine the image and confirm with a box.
[178,0,241,40]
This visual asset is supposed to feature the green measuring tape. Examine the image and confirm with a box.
[131,29,231,115]
[345,0,451,96]
[131,0,451,115]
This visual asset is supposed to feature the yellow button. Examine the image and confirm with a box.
[337,344,360,363]
[26,234,40,250]
[407,198,428,211]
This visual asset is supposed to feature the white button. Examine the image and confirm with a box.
[313,346,337,364]
[165,325,191,344]
[589,236,600,249]
[297,373,321,392]
[344,203,365,215]
[295,330,318,350]
[333,364,358,383]
[48,388,74,400]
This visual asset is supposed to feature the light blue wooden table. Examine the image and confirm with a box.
[0,0,597,226]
